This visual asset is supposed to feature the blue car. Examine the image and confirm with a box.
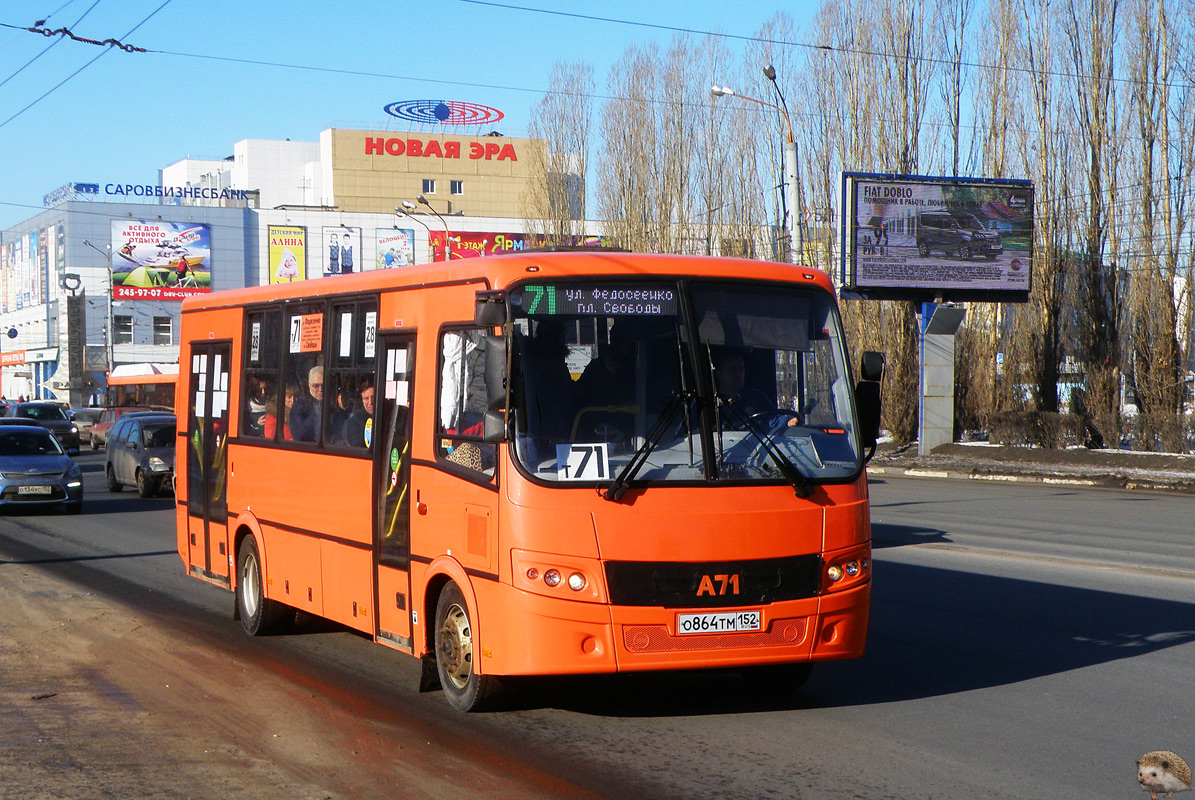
[0,424,84,514]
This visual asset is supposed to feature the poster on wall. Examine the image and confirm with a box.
[840,172,1034,302]
[428,231,529,262]
[110,219,212,300]
[323,226,361,276]
[269,225,307,284]
[375,228,414,268]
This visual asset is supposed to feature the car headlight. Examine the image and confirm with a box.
[148,457,170,472]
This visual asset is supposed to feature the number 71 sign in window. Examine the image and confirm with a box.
[555,443,610,481]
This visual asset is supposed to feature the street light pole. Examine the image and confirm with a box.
[82,239,113,392]
[711,71,802,265]
[416,194,452,261]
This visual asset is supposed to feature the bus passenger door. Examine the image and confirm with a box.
[374,335,415,652]
[185,342,232,586]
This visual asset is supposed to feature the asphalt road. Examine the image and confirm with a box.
[1,453,1192,799]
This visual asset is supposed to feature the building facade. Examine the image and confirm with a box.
[1,128,573,405]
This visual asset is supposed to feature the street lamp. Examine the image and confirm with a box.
[416,194,452,261]
[82,239,114,388]
[711,67,803,264]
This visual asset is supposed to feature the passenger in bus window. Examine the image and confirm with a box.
[328,380,356,444]
[245,377,274,437]
[263,382,298,440]
[289,366,324,443]
[341,378,374,448]
[712,348,797,429]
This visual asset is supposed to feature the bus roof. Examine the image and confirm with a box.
[180,251,836,313]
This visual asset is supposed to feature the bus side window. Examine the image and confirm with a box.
[437,328,495,478]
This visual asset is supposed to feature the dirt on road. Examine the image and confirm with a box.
[0,555,592,800]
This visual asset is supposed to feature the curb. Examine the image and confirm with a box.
[867,465,1195,494]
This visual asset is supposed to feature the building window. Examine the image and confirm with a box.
[422,178,435,194]
[450,180,464,195]
[113,315,133,345]
[153,316,173,346]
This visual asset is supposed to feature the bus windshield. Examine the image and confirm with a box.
[508,279,862,486]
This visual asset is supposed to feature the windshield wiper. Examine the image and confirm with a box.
[718,400,815,498]
[602,390,693,502]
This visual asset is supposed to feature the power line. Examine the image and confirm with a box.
[0,0,174,131]
[0,0,103,91]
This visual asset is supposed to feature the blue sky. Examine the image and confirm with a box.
[0,0,818,230]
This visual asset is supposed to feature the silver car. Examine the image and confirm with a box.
[0,424,84,514]
[105,413,177,497]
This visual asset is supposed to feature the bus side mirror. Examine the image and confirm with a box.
[475,290,507,326]
[860,350,885,383]
[855,351,884,461]
[484,334,507,410]
[482,409,506,443]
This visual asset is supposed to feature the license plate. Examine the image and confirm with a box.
[17,485,52,495]
[676,610,762,635]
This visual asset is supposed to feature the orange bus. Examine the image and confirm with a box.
[176,251,883,711]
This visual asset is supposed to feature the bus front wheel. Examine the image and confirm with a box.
[237,535,287,636]
[434,582,500,711]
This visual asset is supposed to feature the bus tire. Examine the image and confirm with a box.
[434,582,500,711]
[236,535,287,636]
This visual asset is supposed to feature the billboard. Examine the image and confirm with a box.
[322,227,361,276]
[376,229,414,268]
[841,173,1033,302]
[0,227,58,313]
[110,219,211,300]
[269,225,307,284]
[427,231,609,262]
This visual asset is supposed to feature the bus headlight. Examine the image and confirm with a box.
[827,564,844,582]
[567,572,587,591]
[543,569,561,587]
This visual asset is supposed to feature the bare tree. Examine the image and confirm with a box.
[526,61,594,246]
[1062,0,1123,445]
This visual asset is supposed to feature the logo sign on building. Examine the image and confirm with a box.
[840,172,1034,303]
[110,219,212,300]
[375,229,414,268]
[269,225,307,283]
[383,100,504,126]
[322,227,360,277]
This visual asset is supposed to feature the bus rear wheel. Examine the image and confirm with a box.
[434,582,500,711]
[237,535,287,635]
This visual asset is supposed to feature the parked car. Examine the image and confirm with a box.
[105,413,177,497]
[10,401,80,452]
[0,424,83,514]
[70,408,103,443]
[89,406,152,450]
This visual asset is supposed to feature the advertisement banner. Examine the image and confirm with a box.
[322,227,361,277]
[375,228,414,268]
[110,219,212,300]
[841,173,1033,301]
[269,225,307,284]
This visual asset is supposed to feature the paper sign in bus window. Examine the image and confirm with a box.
[556,443,610,481]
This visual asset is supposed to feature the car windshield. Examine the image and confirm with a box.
[507,279,862,487]
[18,405,68,421]
[0,429,64,456]
[143,424,176,448]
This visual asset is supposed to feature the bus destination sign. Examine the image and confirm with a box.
[516,284,678,316]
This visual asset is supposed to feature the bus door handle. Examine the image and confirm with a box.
[416,490,427,515]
